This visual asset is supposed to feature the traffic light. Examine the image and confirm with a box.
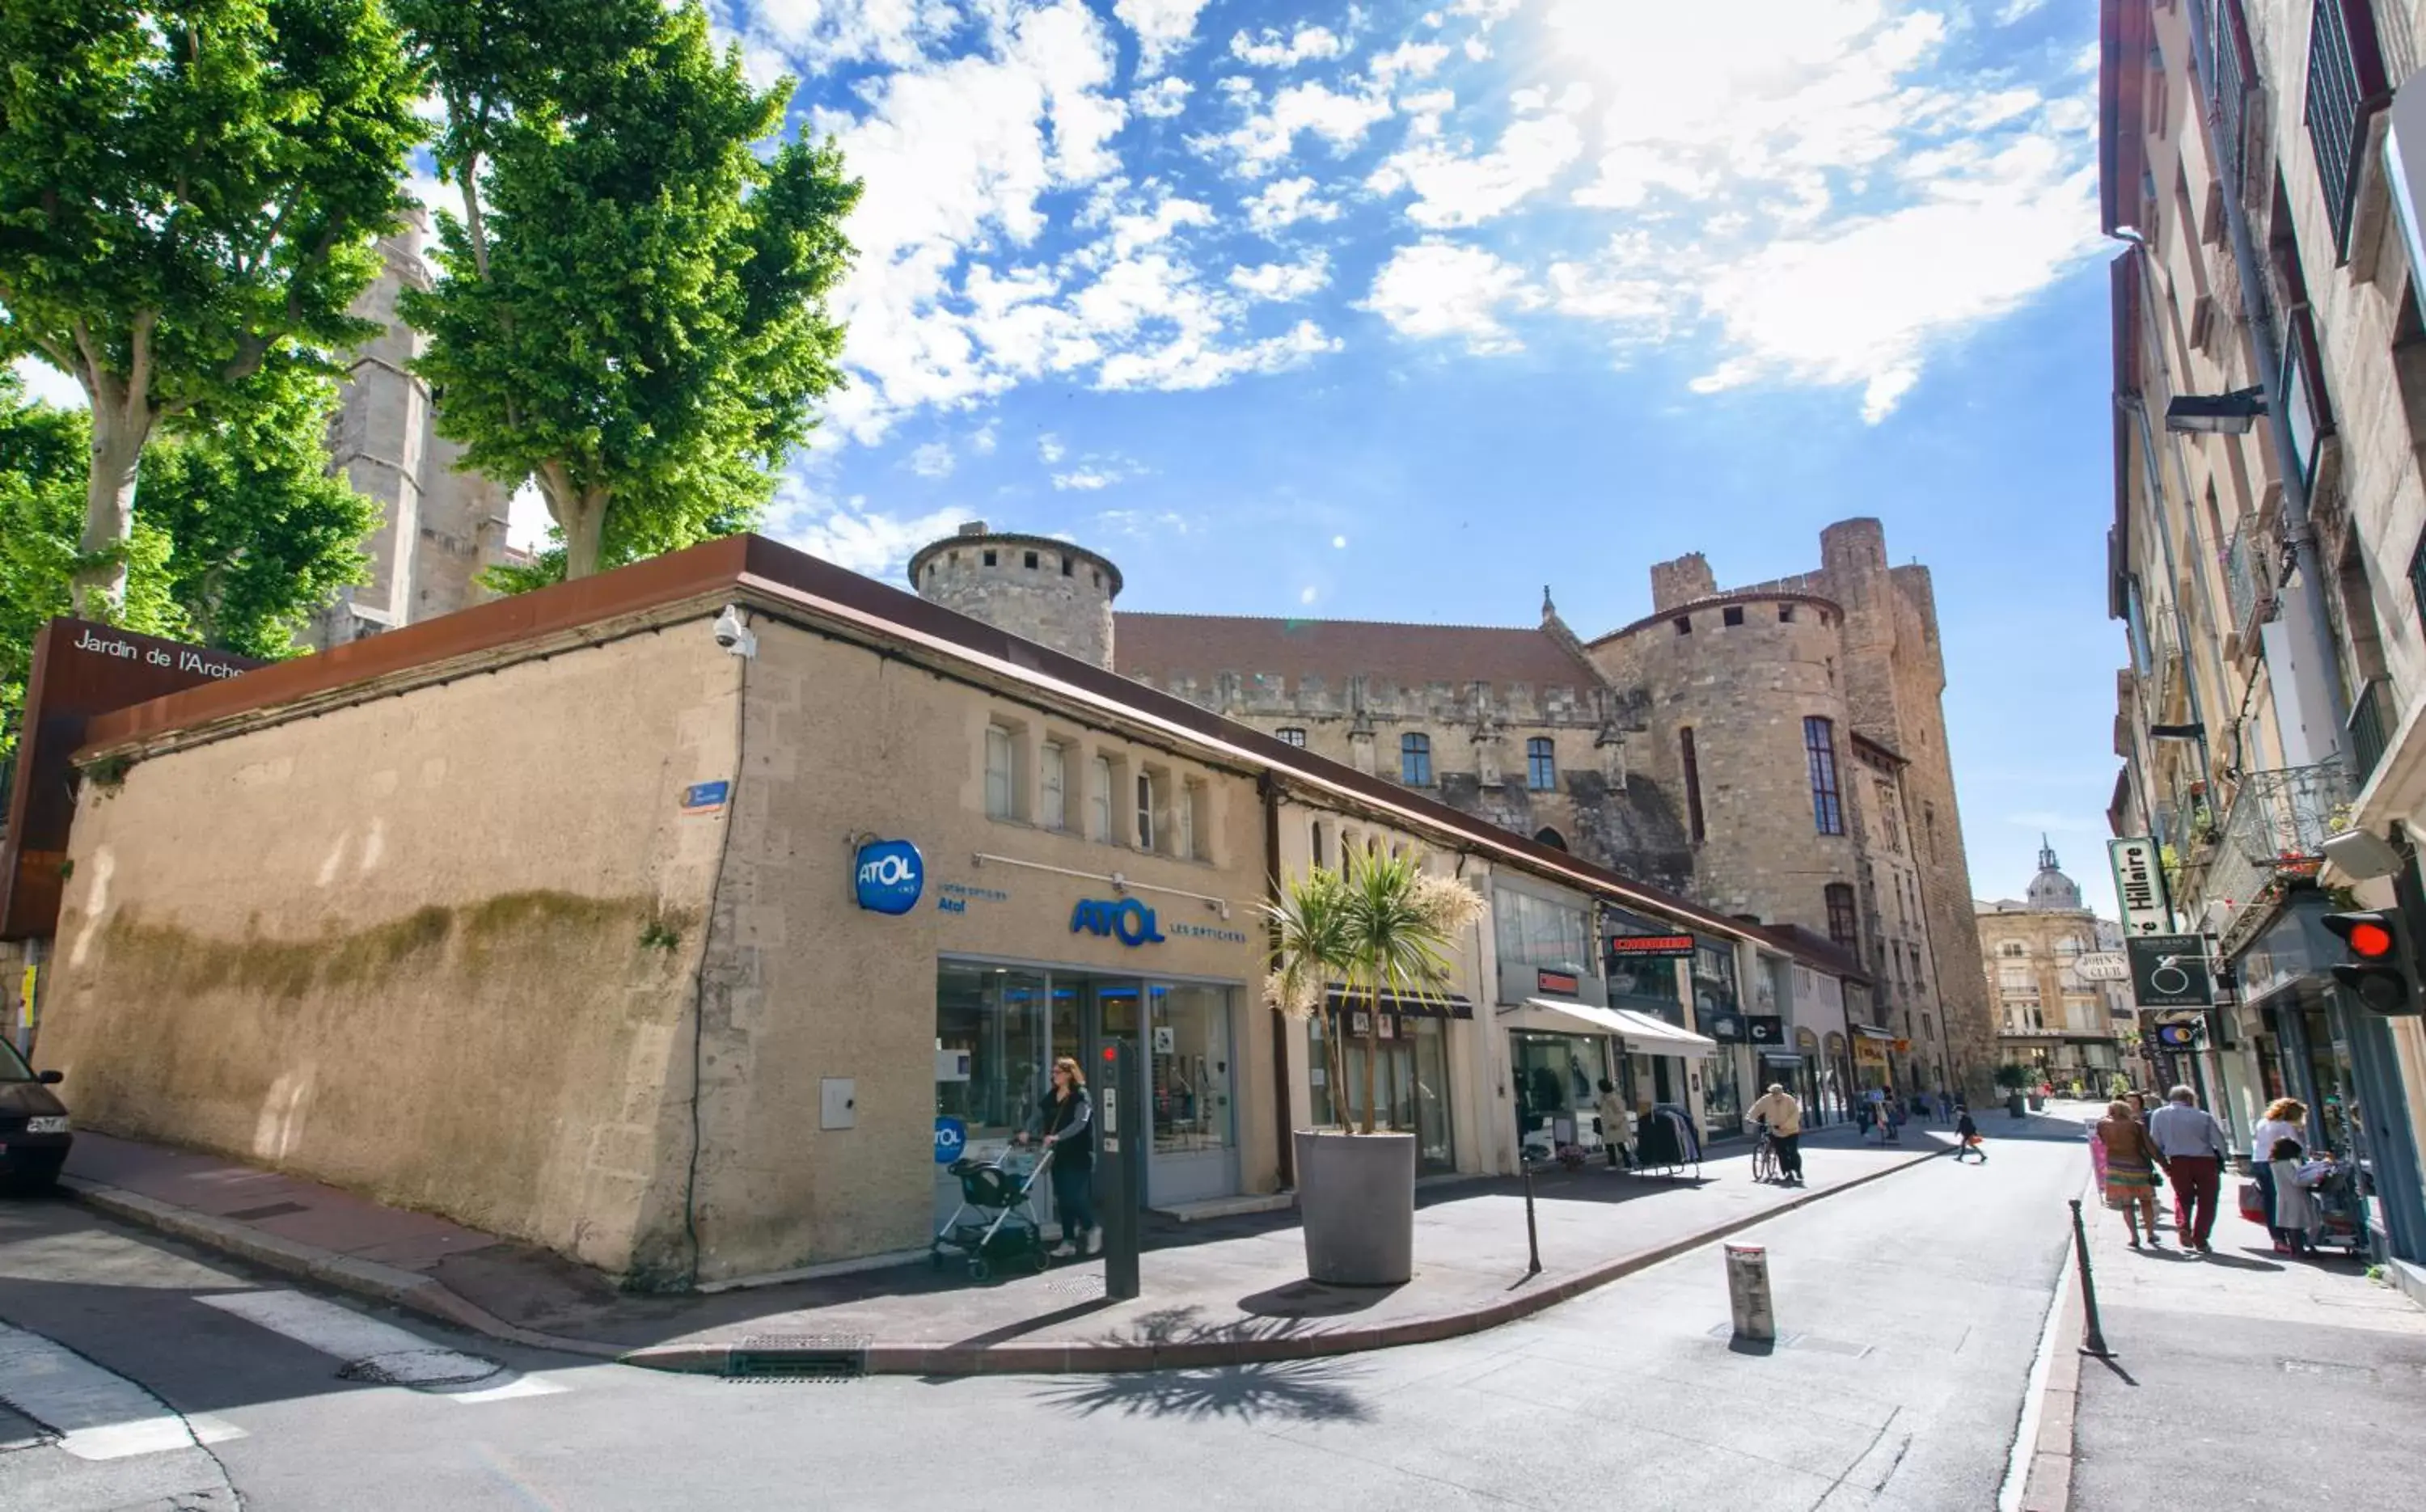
[2323,910,2421,1016]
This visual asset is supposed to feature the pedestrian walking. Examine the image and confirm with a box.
[1954,1105,1985,1162]
[2148,1084,2230,1252]
[2094,1097,2168,1248]
[1745,1082,1805,1184]
[2248,1097,2308,1252]
[1016,1056,1098,1259]
[1596,1078,1634,1169]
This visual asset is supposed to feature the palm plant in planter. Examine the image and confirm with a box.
[1993,1062,2034,1117]
[1264,845,1482,1285]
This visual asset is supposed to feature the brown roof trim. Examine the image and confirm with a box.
[75,533,1851,972]
[1585,589,1841,648]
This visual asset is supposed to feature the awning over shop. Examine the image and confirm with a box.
[1509,998,1719,1058]
[1321,986,1474,1020]
[1849,1024,1897,1041]
[1760,1050,1806,1065]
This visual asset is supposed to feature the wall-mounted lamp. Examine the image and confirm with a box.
[2164,388,2267,434]
[2148,723,2205,741]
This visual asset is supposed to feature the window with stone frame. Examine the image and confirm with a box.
[1401,733,1433,785]
[1088,754,1114,841]
[1875,780,1902,852]
[984,724,1020,820]
[1040,741,1067,830]
[1680,727,1705,843]
[1276,727,1308,746]
[1526,737,1556,791]
[1824,883,1858,952]
[1804,717,1845,834]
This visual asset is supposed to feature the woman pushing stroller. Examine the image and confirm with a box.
[1016,1056,1101,1258]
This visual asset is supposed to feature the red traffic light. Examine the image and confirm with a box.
[1102,1045,1116,1061]
[2348,921,2395,959]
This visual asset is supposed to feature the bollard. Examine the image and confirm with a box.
[1724,1242,1775,1343]
[1521,1154,1543,1275]
[2068,1198,2111,1358]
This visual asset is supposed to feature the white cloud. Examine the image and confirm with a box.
[1115,0,1213,76]
[1362,241,1541,354]
[907,441,955,478]
[1997,0,2051,21]
[1038,433,1067,463]
[1231,24,1346,68]
[1096,319,1339,390]
[778,490,970,580]
[1368,40,1452,84]
[970,420,999,454]
[715,0,957,72]
[1134,76,1193,118]
[1228,252,1333,302]
[1369,107,1585,228]
[1244,175,1342,234]
[1055,467,1119,490]
[1196,79,1396,175]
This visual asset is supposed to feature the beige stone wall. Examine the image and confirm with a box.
[915,539,1118,669]
[36,628,739,1277]
[693,619,1271,1278]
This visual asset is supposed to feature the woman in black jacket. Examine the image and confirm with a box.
[1018,1057,1097,1258]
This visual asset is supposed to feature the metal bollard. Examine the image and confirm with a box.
[1521,1155,1542,1275]
[1725,1242,1775,1343]
[2068,1198,2111,1358]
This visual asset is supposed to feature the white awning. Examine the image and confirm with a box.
[1514,999,1719,1058]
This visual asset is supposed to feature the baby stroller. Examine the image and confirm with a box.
[2309,1159,2371,1255]
[931,1144,1055,1282]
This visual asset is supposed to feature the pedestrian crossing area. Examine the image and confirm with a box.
[0,1288,569,1463]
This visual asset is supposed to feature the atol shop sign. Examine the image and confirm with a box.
[1071,897,1164,947]
[853,840,925,915]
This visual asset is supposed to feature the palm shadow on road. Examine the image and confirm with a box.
[1031,1357,1376,1425]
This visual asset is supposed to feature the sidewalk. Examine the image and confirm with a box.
[2060,1149,2426,1510]
[58,1116,1959,1376]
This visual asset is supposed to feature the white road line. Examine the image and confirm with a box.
[0,1322,246,1461]
[197,1290,567,1404]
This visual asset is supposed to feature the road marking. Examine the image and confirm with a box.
[197,1290,565,1403]
[0,1321,246,1461]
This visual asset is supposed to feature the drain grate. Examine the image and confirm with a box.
[222,1202,311,1222]
[725,1334,869,1380]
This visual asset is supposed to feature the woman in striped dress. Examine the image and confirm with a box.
[2095,1098,2168,1247]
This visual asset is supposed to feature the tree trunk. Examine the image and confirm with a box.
[539,463,610,579]
[1360,985,1380,1136]
[72,395,155,616]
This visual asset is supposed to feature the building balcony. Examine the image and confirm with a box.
[2223,521,2274,653]
[2145,609,2187,720]
[2306,0,2394,262]
[2202,758,2352,947]
[2349,677,2397,788]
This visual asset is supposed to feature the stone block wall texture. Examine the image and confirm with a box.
[913,534,1119,669]
[36,629,740,1280]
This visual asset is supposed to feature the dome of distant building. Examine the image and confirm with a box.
[2024,837,2082,911]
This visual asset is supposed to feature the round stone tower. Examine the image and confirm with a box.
[907,521,1123,669]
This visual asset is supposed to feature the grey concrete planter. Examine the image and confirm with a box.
[2006,1093,2028,1118]
[1294,1129,1416,1286]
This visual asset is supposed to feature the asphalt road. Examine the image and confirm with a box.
[0,1116,2090,1512]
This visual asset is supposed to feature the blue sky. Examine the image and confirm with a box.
[12,0,2120,910]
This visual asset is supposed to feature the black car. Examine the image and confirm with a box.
[0,1038,70,1190]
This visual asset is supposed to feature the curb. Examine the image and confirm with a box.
[623,1142,1950,1378]
[2018,1235,2086,1512]
[60,1176,623,1361]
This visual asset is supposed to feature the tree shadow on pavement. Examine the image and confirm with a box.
[1032,1358,1376,1425]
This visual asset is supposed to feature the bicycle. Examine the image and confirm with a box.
[1750,1122,1780,1184]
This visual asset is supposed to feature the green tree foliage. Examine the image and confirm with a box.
[0,370,371,761]
[398,0,859,581]
[0,0,424,614]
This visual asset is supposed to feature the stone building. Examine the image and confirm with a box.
[914,517,1997,1102]
[1975,842,2127,1088]
[311,207,524,648]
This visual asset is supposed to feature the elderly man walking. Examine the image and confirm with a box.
[2148,1084,2231,1252]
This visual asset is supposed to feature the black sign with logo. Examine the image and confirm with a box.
[1746,1015,1786,1046]
[1705,1011,1747,1043]
[2128,935,2214,1008]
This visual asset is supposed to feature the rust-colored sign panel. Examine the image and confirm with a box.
[1,620,262,940]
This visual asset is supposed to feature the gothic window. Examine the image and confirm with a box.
[1805,716,1845,835]
[1681,727,1705,843]
[1824,883,1858,952]
[1533,827,1567,851]
[1527,737,1556,791]
[1276,727,1308,747]
[1401,733,1433,785]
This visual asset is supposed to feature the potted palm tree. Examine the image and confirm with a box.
[1264,846,1482,1286]
[1994,1062,2033,1118]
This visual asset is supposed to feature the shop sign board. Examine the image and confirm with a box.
[1705,1011,1747,1043]
[1608,933,1697,960]
[2128,934,2213,1008]
[1536,967,1580,995]
[852,839,924,915]
[1746,1015,1785,1046]
[2107,837,2170,937]
[933,1117,966,1164]
[1071,897,1165,946]
[2075,952,2131,982]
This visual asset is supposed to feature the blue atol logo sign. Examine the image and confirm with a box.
[854,840,925,915]
[934,1117,966,1165]
[1071,897,1165,946]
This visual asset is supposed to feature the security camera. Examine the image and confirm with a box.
[712,605,757,658]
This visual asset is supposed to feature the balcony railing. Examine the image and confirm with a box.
[2214,0,2263,193]
[2223,519,2272,643]
[2202,759,2352,945]
[2349,677,2397,784]
[2306,0,2393,261]
[2145,608,2186,718]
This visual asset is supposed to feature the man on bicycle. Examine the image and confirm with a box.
[1744,1082,1805,1185]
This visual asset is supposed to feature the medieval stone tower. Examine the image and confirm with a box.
[907,522,1122,669]
[312,206,522,648]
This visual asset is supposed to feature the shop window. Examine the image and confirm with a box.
[1824,883,1858,952]
[1135,770,1158,851]
[1277,727,1307,747]
[1147,984,1236,1160]
[1040,741,1067,830]
[984,724,1019,820]
[1311,1012,1456,1172]
[1401,733,1432,785]
[1680,727,1705,843]
[1527,737,1556,791]
[1493,885,1591,1002]
[1804,716,1844,834]
[1088,754,1114,841]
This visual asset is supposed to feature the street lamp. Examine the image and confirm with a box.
[2165,387,2268,433]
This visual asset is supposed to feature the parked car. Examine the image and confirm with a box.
[0,1038,70,1191]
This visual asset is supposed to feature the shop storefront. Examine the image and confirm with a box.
[1500,998,1718,1159]
[1693,940,1744,1136]
[1603,908,1695,1109]
[1309,988,1464,1174]
[1850,1024,1896,1094]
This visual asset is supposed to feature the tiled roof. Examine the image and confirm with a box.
[1116,611,1600,691]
